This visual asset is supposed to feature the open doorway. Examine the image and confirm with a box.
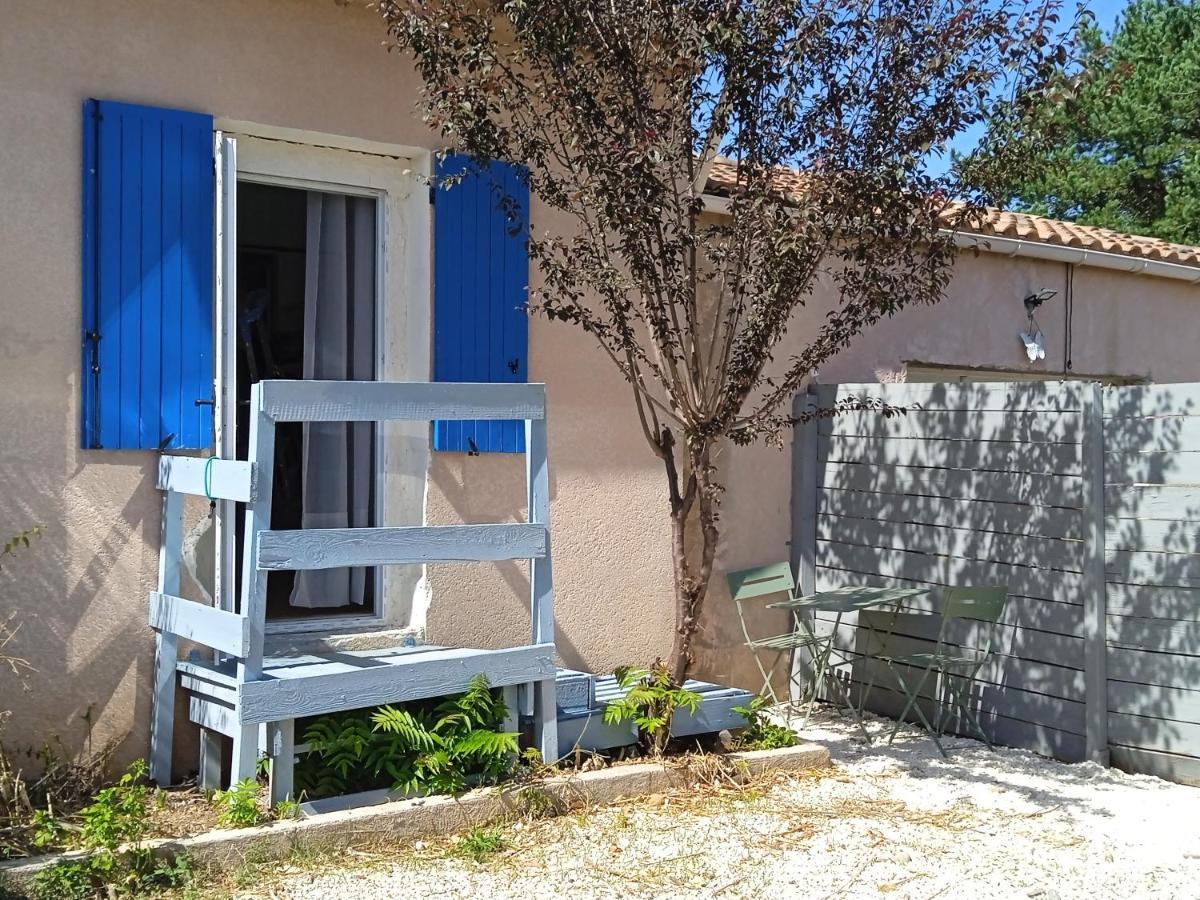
[235,181,379,620]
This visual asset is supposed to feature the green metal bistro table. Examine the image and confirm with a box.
[769,586,930,739]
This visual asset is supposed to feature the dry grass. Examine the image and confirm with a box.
[145,782,222,841]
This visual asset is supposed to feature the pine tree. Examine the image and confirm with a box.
[984,0,1200,243]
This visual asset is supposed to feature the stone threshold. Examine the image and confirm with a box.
[0,743,828,889]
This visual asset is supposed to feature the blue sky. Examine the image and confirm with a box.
[928,0,1131,175]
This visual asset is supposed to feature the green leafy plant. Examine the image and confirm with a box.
[454,826,507,862]
[78,759,150,851]
[29,760,192,898]
[731,697,800,751]
[212,778,266,829]
[29,810,66,849]
[603,661,701,755]
[297,675,518,800]
[274,797,301,821]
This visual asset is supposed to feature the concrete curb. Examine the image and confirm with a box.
[0,743,828,889]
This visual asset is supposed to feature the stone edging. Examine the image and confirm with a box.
[0,743,828,890]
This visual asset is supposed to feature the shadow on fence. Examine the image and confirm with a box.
[793,380,1200,783]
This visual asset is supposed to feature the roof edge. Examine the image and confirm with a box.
[699,193,1200,284]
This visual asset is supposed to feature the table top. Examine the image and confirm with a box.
[768,585,930,614]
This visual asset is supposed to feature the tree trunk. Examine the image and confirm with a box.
[663,436,720,686]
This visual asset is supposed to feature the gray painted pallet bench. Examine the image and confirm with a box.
[147,381,558,806]
[556,670,755,753]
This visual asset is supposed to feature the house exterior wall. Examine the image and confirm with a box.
[2,0,1199,770]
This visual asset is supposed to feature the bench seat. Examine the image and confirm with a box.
[179,642,556,725]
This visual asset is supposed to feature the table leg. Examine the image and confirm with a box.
[854,600,906,733]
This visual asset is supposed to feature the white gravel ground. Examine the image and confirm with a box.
[249,710,1200,900]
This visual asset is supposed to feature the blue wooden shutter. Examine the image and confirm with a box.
[433,154,530,453]
[81,100,215,450]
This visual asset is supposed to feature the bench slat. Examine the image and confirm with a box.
[149,592,250,657]
[259,380,546,422]
[158,455,255,502]
[237,643,556,724]
[256,523,548,571]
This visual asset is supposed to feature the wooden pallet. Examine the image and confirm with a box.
[149,381,558,805]
[557,671,754,753]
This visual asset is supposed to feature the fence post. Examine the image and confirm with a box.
[1081,382,1110,765]
[788,385,819,703]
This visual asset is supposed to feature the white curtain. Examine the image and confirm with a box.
[289,192,376,608]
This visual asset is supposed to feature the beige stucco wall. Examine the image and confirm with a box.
[2,0,1199,774]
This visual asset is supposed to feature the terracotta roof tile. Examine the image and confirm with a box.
[704,159,1200,270]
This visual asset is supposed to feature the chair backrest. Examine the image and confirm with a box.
[943,586,1007,623]
[726,562,795,602]
[938,585,1008,658]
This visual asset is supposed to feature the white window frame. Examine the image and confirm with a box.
[213,124,433,637]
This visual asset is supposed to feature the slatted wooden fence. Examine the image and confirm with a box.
[789,381,1200,784]
[1102,384,1200,782]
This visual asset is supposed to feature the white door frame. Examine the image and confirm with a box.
[213,127,433,636]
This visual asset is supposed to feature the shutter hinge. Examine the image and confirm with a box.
[429,184,436,205]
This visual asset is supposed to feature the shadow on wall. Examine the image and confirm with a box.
[0,401,161,771]
[424,450,589,674]
[808,380,1200,769]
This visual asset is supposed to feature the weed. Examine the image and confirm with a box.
[454,826,507,862]
[230,840,276,888]
[731,697,800,751]
[78,759,150,849]
[603,661,701,755]
[28,761,193,898]
[274,797,301,820]
[30,860,93,900]
[212,779,266,829]
[509,785,560,820]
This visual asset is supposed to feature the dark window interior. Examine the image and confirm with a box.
[235,181,376,620]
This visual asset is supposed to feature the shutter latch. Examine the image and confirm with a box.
[83,329,101,373]
[507,358,520,375]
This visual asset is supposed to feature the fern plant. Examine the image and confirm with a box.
[297,675,518,800]
[602,660,701,755]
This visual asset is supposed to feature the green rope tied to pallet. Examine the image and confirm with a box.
[203,455,218,504]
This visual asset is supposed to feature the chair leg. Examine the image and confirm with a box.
[931,670,947,736]
[750,648,783,707]
[149,632,179,786]
[887,664,946,757]
[951,675,993,750]
[268,720,295,806]
[199,728,223,792]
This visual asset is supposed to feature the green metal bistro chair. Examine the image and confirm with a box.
[726,562,830,709]
[877,585,1008,757]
